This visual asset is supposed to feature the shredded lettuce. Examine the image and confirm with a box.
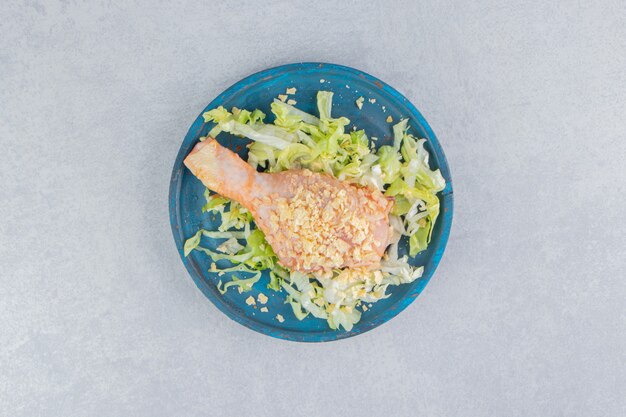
[183,230,202,257]
[316,90,334,121]
[392,118,408,151]
[203,105,294,149]
[217,272,262,295]
[271,99,320,127]
[377,145,402,184]
[185,91,446,330]
[216,237,244,255]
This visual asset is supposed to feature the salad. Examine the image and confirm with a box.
[183,90,445,330]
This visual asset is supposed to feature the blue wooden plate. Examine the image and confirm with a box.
[169,63,453,342]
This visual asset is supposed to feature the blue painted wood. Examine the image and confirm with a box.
[169,63,454,342]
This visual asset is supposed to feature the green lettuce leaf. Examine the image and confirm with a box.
[190,93,446,330]
[217,272,262,295]
[183,230,202,257]
[271,99,320,128]
[377,145,402,184]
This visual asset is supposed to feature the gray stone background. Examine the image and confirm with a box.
[1,1,625,416]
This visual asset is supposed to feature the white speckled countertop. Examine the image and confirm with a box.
[1,1,624,415]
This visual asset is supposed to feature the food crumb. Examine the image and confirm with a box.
[278,94,288,102]
[286,87,297,94]
[245,296,256,306]
[287,99,297,105]
[260,307,269,313]
[210,263,217,272]
[369,98,376,104]
[237,287,243,294]
[382,105,386,112]
[372,136,378,141]
[355,96,364,109]
[386,115,393,123]
[218,271,225,276]
[257,293,269,304]
[345,84,350,89]
[276,314,285,323]
[320,79,325,83]
[362,305,368,311]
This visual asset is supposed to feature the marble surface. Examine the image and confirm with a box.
[1,1,624,416]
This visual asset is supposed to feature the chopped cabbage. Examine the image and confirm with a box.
[184,91,445,330]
